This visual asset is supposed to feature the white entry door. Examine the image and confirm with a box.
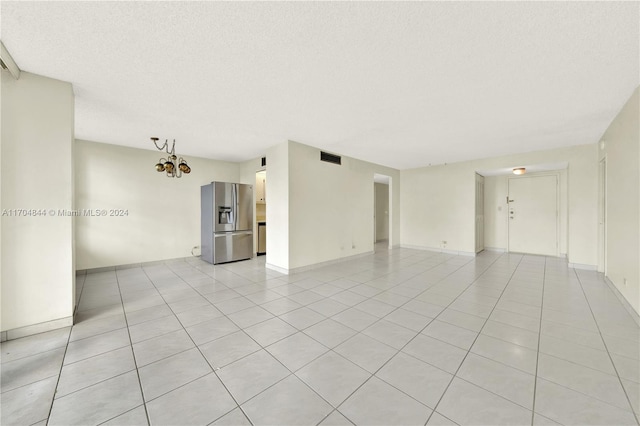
[508,175,558,256]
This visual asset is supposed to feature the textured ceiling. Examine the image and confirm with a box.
[2,2,638,169]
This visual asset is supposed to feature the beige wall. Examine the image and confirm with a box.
[401,144,598,265]
[263,141,400,272]
[1,71,75,332]
[483,170,568,254]
[598,88,639,314]
[75,140,239,269]
[287,141,400,270]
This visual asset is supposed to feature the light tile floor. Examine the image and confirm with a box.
[2,247,639,425]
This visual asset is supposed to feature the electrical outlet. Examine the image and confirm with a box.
[352,244,356,249]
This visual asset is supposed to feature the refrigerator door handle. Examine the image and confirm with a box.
[233,184,238,230]
[214,230,252,237]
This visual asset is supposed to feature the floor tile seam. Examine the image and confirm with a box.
[443,305,492,321]
[538,348,629,379]
[535,372,638,413]
[0,339,71,365]
[152,269,265,426]
[572,269,640,421]
[534,376,639,418]
[238,370,336,420]
[314,409,356,426]
[497,296,543,310]
[203,406,251,426]
[490,305,542,321]
[141,369,215,405]
[0,372,60,396]
[123,301,172,315]
[53,367,138,402]
[73,309,125,326]
[116,270,155,425]
[42,322,73,424]
[330,254,511,423]
[452,374,536,413]
[529,256,550,425]
[424,253,527,425]
[334,255,493,343]
[67,322,131,345]
[597,331,640,348]
[95,404,146,426]
[76,301,127,315]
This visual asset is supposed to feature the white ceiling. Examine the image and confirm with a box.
[2,2,638,170]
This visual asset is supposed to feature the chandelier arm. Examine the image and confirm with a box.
[152,138,169,153]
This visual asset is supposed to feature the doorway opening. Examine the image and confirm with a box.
[373,174,391,250]
[255,170,266,256]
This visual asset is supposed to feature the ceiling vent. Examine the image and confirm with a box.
[320,151,341,165]
[261,157,266,167]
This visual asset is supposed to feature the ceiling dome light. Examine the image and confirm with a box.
[512,167,526,175]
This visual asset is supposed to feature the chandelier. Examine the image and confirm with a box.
[151,137,191,178]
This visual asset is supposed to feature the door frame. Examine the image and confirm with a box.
[597,157,607,273]
[475,173,485,254]
[507,172,560,257]
[373,174,392,248]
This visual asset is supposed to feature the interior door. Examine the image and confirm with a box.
[508,175,558,256]
[475,174,485,253]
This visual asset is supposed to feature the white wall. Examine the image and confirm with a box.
[264,142,290,270]
[483,170,568,254]
[598,88,639,314]
[1,71,75,332]
[375,183,389,241]
[287,141,400,270]
[401,144,598,264]
[75,140,239,269]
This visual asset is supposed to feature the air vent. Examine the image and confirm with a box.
[261,157,266,167]
[320,151,341,165]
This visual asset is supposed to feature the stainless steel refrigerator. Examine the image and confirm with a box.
[201,182,253,264]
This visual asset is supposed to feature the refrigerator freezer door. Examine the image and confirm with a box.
[214,231,253,264]
[201,184,214,264]
[235,184,253,231]
[214,182,235,232]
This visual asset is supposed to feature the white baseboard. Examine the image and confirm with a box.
[484,247,506,253]
[604,276,640,327]
[267,251,375,275]
[569,263,598,271]
[400,244,476,257]
[265,263,290,275]
[2,316,73,341]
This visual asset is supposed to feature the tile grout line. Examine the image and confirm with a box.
[530,256,548,425]
[572,268,640,424]
[112,270,153,426]
[44,297,77,424]
[423,252,527,425]
[193,251,484,425]
[323,253,505,423]
[139,264,257,426]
